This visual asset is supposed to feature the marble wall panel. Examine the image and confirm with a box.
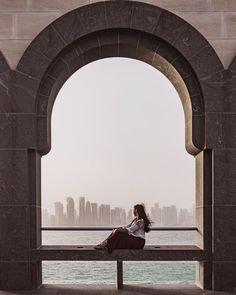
[195,205,212,250]
[0,261,31,289]
[131,1,162,33]
[0,70,11,113]
[206,113,236,148]
[199,70,228,113]
[213,149,236,205]
[106,1,134,28]
[0,114,36,148]
[213,262,236,291]
[195,150,212,207]
[213,205,236,260]
[0,205,30,261]
[30,206,42,249]
[0,149,29,205]
[29,261,42,289]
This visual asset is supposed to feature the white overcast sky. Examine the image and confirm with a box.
[41,57,195,214]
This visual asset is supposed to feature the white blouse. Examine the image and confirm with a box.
[122,218,145,239]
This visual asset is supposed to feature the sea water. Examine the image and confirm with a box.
[42,230,196,284]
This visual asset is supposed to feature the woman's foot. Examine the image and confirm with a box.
[94,244,107,250]
[94,242,107,250]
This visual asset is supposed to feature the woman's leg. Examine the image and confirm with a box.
[106,232,145,253]
[97,229,116,247]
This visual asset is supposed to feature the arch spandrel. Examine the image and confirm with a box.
[16,1,223,82]
[12,0,226,155]
[0,51,11,113]
[229,54,236,72]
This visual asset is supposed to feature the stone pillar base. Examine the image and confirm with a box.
[213,262,236,291]
[0,261,42,290]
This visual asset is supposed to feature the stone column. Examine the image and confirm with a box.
[211,149,236,291]
[0,113,42,289]
[195,150,213,289]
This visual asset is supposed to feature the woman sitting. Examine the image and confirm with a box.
[94,203,152,253]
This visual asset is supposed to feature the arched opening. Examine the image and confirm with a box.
[42,56,195,227]
[36,29,204,157]
[33,25,209,288]
[41,56,196,285]
[4,0,224,290]
[32,25,211,289]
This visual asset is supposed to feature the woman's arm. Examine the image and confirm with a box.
[122,218,136,229]
[116,227,128,233]
[125,219,143,234]
[122,222,132,229]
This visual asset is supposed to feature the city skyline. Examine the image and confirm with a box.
[42,196,195,227]
[41,58,195,214]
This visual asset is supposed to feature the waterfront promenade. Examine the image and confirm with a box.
[0,284,235,295]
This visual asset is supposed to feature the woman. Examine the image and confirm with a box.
[94,203,152,253]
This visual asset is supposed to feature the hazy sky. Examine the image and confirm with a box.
[41,57,195,214]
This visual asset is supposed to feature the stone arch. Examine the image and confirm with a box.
[0,50,11,112]
[36,29,204,156]
[2,0,231,291]
[15,1,223,156]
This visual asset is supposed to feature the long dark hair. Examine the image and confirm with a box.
[132,203,152,233]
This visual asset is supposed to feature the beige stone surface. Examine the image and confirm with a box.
[16,12,61,39]
[210,39,236,68]
[71,0,92,9]
[177,11,223,39]
[224,12,236,39]
[0,14,13,39]
[0,40,31,68]
[0,0,28,11]
[211,0,236,12]
[30,0,73,11]
[0,0,235,69]
[224,40,236,66]
[146,0,212,12]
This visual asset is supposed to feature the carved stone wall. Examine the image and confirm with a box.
[0,0,235,69]
[0,0,235,292]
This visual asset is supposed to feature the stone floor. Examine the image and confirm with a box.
[0,284,236,295]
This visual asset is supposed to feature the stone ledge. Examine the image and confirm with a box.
[31,245,207,261]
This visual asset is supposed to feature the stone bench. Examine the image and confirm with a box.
[31,245,206,289]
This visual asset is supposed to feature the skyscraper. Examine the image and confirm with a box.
[91,202,98,225]
[111,207,122,226]
[67,197,75,226]
[98,204,111,225]
[105,204,111,225]
[162,205,177,226]
[54,201,64,225]
[79,196,86,225]
[121,208,127,225]
[150,202,162,225]
[85,201,92,225]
